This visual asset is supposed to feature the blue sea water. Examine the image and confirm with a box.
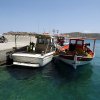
[0,40,100,100]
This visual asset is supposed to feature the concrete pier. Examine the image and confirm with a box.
[0,42,28,65]
[0,35,36,65]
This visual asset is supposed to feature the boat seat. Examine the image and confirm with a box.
[76,48,87,56]
[86,53,92,58]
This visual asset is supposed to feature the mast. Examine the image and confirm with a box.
[93,39,96,53]
[15,34,17,48]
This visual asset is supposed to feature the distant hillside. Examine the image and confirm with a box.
[3,31,100,39]
[64,32,100,39]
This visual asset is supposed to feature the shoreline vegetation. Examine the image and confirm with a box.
[3,31,100,40]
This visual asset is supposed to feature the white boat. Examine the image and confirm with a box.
[12,34,55,67]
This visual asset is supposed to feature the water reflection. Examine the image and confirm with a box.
[53,59,93,82]
[6,60,93,83]
[6,65,43,80]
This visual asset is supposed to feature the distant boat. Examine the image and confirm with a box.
[56,36,69,46]
[12,34,55,67]
[54,38,96,69]
[54,35,69,51]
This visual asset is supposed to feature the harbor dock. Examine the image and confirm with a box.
[0,35,36,65]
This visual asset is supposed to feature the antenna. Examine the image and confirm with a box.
[43,28,45,34]
[38,24,39,34]
[57,30,59,35]
[52,29,55,35]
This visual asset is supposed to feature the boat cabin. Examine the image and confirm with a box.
[34,35,55,53]
[69,38,84,51]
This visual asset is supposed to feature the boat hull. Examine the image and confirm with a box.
[57,55,93,69]
[12,52,55,67]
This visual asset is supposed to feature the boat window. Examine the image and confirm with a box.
[37,38,51,44]
[77,40,83,45]
[47,39,51,44]
[38,39,44,44]
[70,40,76,44]
[43,39,51,44]
[43,39,46,44]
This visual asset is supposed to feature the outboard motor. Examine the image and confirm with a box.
[6,51,13,65]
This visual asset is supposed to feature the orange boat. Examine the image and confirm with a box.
[54,38,96,69]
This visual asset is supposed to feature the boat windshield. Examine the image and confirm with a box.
[70,39,84,45]
[70,40,76,44]
[77,40,83,45]
[37,38,51,44]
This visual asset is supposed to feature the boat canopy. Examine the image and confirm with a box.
[35,34,52,39]
[36,34,54,44]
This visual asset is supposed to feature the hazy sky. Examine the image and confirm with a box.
[0,0,100,34]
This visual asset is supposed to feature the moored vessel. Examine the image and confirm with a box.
[54,38,96,69]
[12,34,55,67]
